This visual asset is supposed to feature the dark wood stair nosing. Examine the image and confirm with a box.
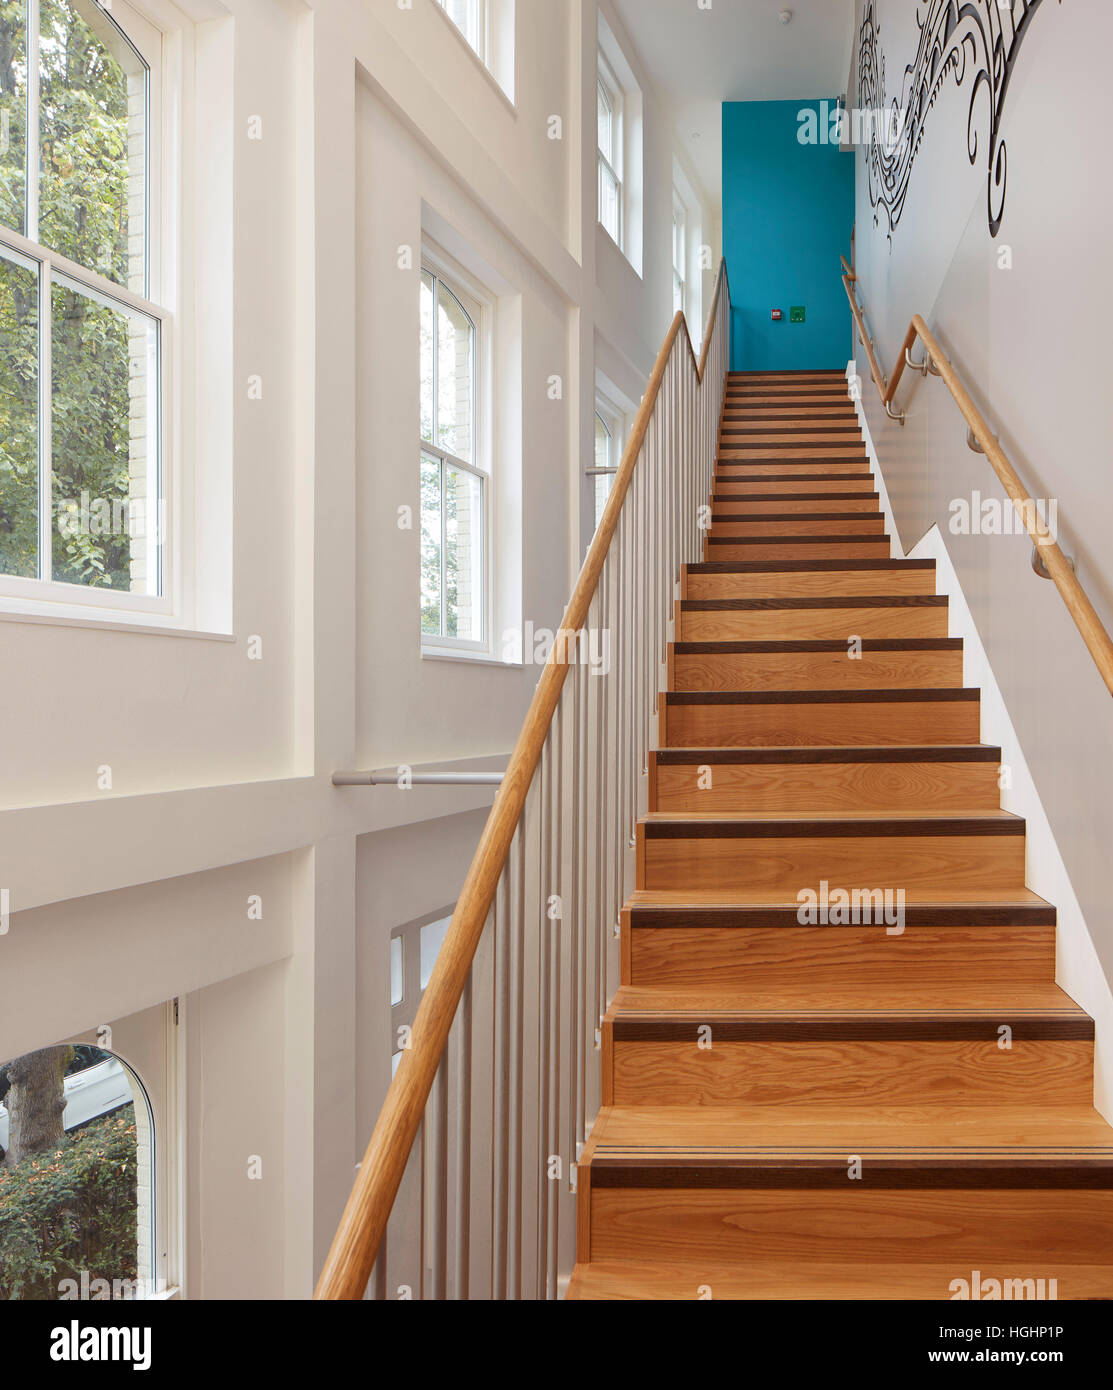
[705,537,890,549]
[671,638,963,654]
[686,560,933,574]
[653,742,996,763]
[680,596,946,611]
[587,1156,1113,1190]
[664,688,979,705]
[625,902,1057,928]
[610,1015,1094,1043]
[642,815,1025,840]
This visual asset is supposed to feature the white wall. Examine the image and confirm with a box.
[0,0,720,1298]
[850,0,1113,1095]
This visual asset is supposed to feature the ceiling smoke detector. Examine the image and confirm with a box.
[779,9,793,23]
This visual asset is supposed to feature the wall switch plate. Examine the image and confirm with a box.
[790,305,806,323]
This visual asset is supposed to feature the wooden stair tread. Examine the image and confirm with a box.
[587,1104,1113,1154]
[625,885,1053,910]
[687,559,930,572]
[641,809,1022,826]
[566,1259,1113,1300]
[608,989,1083,1034]
[611,983,1081,1013]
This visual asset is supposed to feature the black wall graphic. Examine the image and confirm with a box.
[858,0,1061,243]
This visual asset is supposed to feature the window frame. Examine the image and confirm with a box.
[672,190,688,318]
[0,0,173,621]
[588,396,624,533]
[596,50,623,249]
[391,906,456,1073]
[419,245,493,656]
[435,0,489,64]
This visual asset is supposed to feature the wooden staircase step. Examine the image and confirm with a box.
[729,370,849,381]
[722,407,859,421]
[709,516,886,539]
[651,739,996,809]
[586,1100,1113,1161]
[621,893,1057,992]
[683,560,935,599]
[677,595,943,640]
[604,1003,1093,1108]
[636,811,1026,894]
[716,460,872,476]
[566,1258,1113,1300]
[727,385,850,397]
[614,979,1072,1013]
[667,640,964,696]
[712,494,880,514]
[716,419,861,430]
[720,448,868,461]
[719,433,864,447]
[662,688,981,747]
[714,475,875,494]
[705,538,892,562]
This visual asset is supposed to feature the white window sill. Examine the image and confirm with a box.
[422,644,522,669]
[0,603,234,642]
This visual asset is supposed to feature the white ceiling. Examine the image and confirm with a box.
[610,0,855,208]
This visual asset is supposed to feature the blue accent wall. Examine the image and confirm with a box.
[723,100,854,372]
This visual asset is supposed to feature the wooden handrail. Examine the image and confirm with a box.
[314,261,731,1300]
[841,271,1113,698]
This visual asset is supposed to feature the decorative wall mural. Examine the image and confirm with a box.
[858,0,1061,243]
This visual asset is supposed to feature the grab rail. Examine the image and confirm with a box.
[841,263,1113,697]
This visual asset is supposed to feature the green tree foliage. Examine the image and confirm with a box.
[0,0,147,589]
[0,1105,138,1299]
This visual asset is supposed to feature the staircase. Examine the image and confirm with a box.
[567,369,1113,1301]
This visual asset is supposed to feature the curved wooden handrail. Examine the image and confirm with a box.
[842,270,1113,698]
[315,261,731,1300]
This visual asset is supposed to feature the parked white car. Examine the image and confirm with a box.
[0,1057,133,1152]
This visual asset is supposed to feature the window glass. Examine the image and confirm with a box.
[436,283,474,465]
[0,1,29,236]
[440,0,484,59]
[419,262,486,647]
[51,274,159,590]
[0,1045,149,1300]
[420,916,452,991]
[0,0,162,599]
[38,0,147,293]
[0,246,39,578]
[390,937,404,1008]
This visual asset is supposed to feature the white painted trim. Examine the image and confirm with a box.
[846,359,904,559]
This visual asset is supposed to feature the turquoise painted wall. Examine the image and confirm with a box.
[723,100,854,372]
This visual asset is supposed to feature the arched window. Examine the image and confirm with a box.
[0,1042,154,1300]
[0,0,167,607]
